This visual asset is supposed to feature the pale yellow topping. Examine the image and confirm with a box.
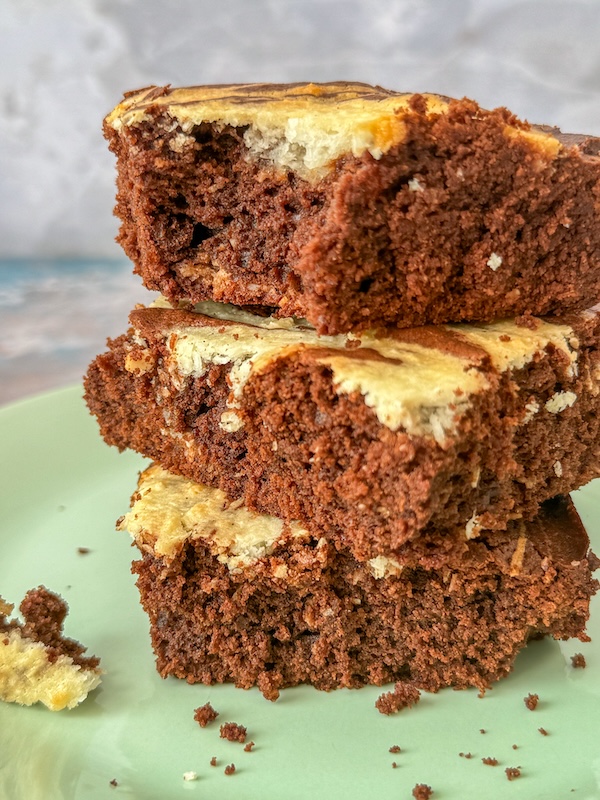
[119,464,308,568]
[164,301,579,446]
[107,83,564,180]
[107,84,449,178]
[503,125,561,159]
[450,319,578,374]
[367,555,404,579]
[120,466,406,580]
[545,390,578,413]
[0,630,101,711]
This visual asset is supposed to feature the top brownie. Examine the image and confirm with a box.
[105,82,600,334]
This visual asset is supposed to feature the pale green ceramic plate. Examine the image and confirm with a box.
[1,386,600,800]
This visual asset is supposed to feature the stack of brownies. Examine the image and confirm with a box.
[85,83,600,699]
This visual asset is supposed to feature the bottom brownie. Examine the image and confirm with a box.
[119,465,599,699]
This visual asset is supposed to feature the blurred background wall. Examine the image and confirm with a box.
[3,0,600,259]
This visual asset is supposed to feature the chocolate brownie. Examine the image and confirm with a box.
[85,300,600,561]
[0,588,102,710]
[118,464,599,696]
[105,82,600,334]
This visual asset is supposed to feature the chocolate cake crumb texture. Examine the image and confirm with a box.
[389,745,402,754]
[243,741,255,752]
[459,752,473,759]
[391,762,398,769]
[571,652,587,668]
[482,757,499,766]
[104,84,600,334]
[524,693,539,710]
[224,764,236,776]
[539,727,549,736]
[375,682,421,715]
[118,463,599,698]
[412,784,433,800]
[210,756,217,767]
[194,702,219,727]
[506,767,522,781]
[90,299,600,565]
[109,779,118,788]
[77,547,91,555]
[220,722,247,743]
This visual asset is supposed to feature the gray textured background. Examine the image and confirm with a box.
[3,0,600,258]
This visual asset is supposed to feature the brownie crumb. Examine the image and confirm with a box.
[109,779,118,787]
[571,653,587,668]
[389,745,402,754]
[412,784,433,799]
[524,693,539,710]
[512,744,518,750]
[77,547,91,555]
[194,702,219,727]
[375,682,421,715]
[257,670,283,702]
[479,729,486,734]
[392,761,398,769]
[515,312,541,330]
[538,727,549,736]
[210,756,217,767]
[482,757,499,766]
[224,764,236,776]
[505,767,521,781]
[243,741,255,752]
[220,722,247,743]
[459,752,473,759]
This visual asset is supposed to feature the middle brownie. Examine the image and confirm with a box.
[85,300,600,561]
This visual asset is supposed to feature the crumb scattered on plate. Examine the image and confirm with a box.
[505,767,522,781]
[524,693,539,710]
[0,587,102,711]
[412,783,433,799]
[220,722,247,743]
[194,702,219,727]
[375,682,421,715]
[571,653,587,668]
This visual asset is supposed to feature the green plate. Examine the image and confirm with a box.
[1,386,600,800]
